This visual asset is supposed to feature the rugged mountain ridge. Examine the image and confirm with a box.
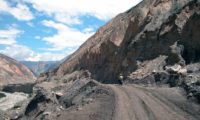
[43,0,200,84]
[0,54,36,86]
[21,61,58,76]
[2,0,200,119]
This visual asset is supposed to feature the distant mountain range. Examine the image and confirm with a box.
[0,54,36,86]
[21,61,59,76]
[2,0,200,119]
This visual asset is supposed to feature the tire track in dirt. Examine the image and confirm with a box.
[109,85,135,120]
[127,85,186,120]
[118,86,156,120]
[134,86,200,120]
[109,84,200,120]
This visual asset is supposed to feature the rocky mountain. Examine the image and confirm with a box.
[21,61,58,76]
[0,54,36,116]
[2,0,200,119]
[39,0,200,105]
[0,54,36,86]
[43,0,200,84]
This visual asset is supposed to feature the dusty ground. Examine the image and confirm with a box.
[51,84,200,120]
[3,83,200,120]
[41,84,200,120]
[54,88,115,120]
[110,84,200,120]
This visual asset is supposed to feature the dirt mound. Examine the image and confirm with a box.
[16,79,115,120]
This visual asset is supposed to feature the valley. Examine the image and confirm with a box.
[1,0,200,120]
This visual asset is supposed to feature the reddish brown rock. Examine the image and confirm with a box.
[0,54,36,86]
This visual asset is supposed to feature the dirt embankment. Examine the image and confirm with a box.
[2,79,200,120]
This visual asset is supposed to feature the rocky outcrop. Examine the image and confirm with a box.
[42,0,200,85]
[20,79,114,120]
[0,54,36,90]
[3,0,200,119]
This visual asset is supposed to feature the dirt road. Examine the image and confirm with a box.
[18,83,200,120]
[109,84,200,120]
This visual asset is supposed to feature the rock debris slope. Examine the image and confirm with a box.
[4,82,200,120]
[3,0,200,119]
[43,0,200,86]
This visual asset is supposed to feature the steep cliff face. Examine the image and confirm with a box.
[5,0,200,119]
[43,0,200,84]
[0,54,36,86]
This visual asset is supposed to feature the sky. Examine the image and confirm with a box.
[0,0,141,61]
